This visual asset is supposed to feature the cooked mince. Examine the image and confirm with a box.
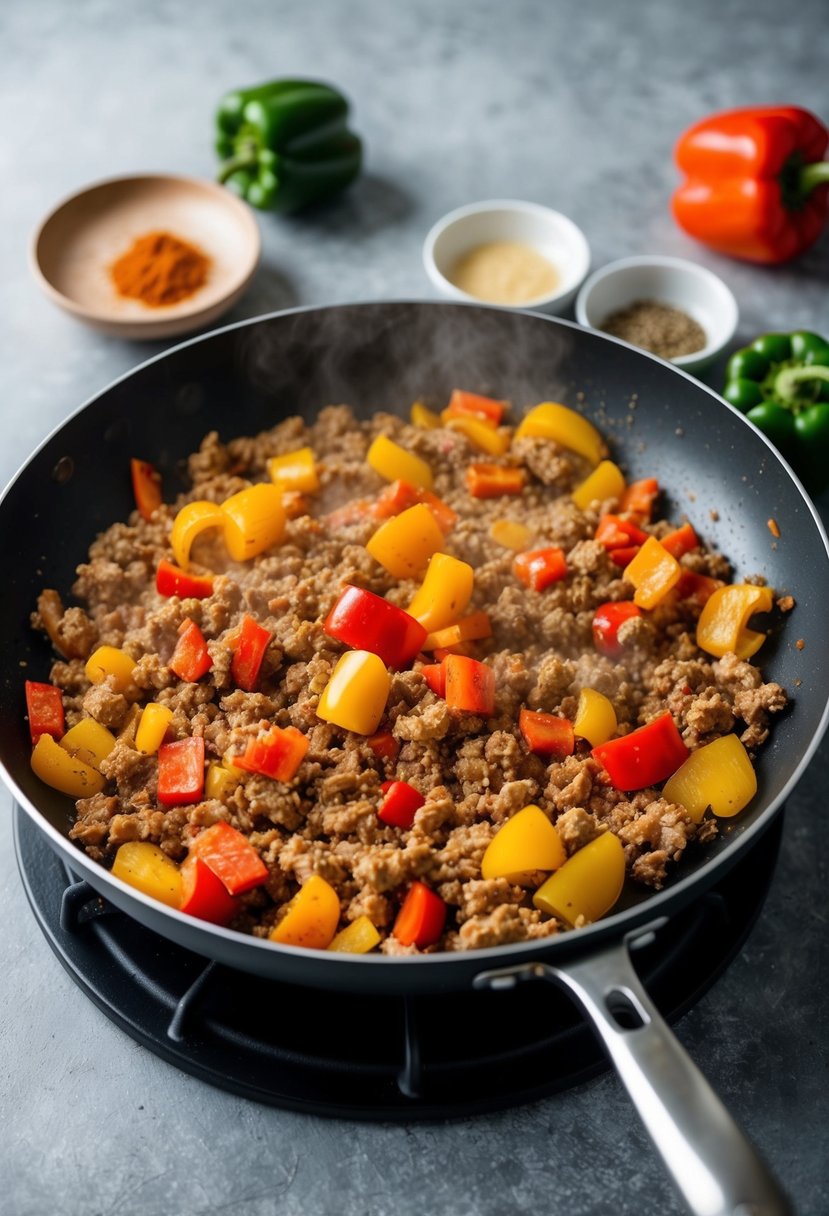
[33,401,787,953]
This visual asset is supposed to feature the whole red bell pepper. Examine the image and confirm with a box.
[324,585,427,669]
[672,105,829,263]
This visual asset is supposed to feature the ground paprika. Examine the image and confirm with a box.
[110,230,210,307]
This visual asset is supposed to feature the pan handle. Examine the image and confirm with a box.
[475,935,791,1216]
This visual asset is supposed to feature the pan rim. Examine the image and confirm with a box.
[4,299,829,970]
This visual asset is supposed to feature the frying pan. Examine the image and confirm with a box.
[2,302,827,1215]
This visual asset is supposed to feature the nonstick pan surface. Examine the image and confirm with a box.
[1,301,828,996]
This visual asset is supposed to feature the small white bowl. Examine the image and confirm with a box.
[575,255,738,373]
[423,199,590,315]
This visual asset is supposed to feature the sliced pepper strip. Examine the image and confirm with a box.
[31,733,105,798]
[533,831,625,926]
[170,501,227,570]
[180,854,239,924]
[230,613,272,691]
[221,484,286,562]
[445,416,511,455]
[444,655,495,716]
[365,503,445,580]
[422,611,492,652]
[481,805,565,883]
[663,733,757,822]
[466,464,526,497]
[316,650,391,735]
[156,559,214,600]
[25,680,65,744]
[592,601,642,658]
[267,446,320,493]
[696,583,774,659]
[131,459,163,521]
[169,619,213,683]
[444,390,507,426]
[572,460,626,511]
[269,875,341,949]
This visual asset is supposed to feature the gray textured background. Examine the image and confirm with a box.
[1,1,827,1214]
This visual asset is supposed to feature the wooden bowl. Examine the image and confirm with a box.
[31,174,261,339]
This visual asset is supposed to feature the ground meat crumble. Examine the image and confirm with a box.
[32,402,788,952]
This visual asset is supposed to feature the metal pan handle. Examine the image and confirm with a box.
[474,935,791,1216]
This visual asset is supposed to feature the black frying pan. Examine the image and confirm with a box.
[2,303,827,1215]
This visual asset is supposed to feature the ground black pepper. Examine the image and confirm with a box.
[600,299,707,359]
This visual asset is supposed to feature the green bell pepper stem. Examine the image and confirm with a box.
[800,162,829,195]
[216,144,261,184]
[775,365,829,402]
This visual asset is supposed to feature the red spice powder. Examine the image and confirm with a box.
[110,230,210,307]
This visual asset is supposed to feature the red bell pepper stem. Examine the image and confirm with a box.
[157,737,205,806]
[324,584,427,669]
[180,854,239,924]
[378,780,425,829]
[592,712,689,791]
[189,820,268,894]
[230,614,272,691]
[24,680,65,744]
[393,881,447,948]
[799,162,829,195]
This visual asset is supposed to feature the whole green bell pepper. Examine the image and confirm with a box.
[723,330,829,493]
[215,79,362,212]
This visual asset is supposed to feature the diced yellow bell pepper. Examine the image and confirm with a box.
[59,719,117,770]
[625,536,682,609]
[267,446,320,494]
[269,874,341,949]
[407,552,474,632]
[85,645,137,692]
[572,460,626,511]
[489,520,533,551]
[696,584,774,660]
[205,760,242,801]
[112,842,182,909]
[135,702,174,755]
[221,484,287,562]
[31,733,105,798]
[410,401,441,430]
[367,435,434,490]
[327,915,382,953]
[317,650,391,735]
[170,500,226,569]
[443,415,511,455]
[423,611,492,651]
[573,688,617,747]
[366,503,445,580]
[533,830,625,925]
[515,402,604,466]
[481,805,566,884]
[663,734,757,823]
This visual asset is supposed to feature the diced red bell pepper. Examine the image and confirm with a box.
[393,880,447,948]
[466,464,526,498]
[230,614,272,691]
[157,736,205,806]
[324,585,427,669]
[378,780,425,829]
[169,619,213,682]
[445,390,507,427]
[131,458,163,522]
[421,662,446,697]
[518,708,575,759]
[592,711,689,791]
[592,602,643,658]
[25,680,65,744]
[619,478,660,521]
[674,571,723,607]
[372,480,458,534]
[661,523,700,559]
[608,545,641,568]
[234,725,308,782]
[179,854,239,925]
[595,514,649,551]
[513,547,568,591]
[366,731,400,763]
[444,655,495,715]
[189,820,268,894]
[156,559,214,600]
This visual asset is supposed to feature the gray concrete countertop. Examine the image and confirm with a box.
[1,2,827,1213]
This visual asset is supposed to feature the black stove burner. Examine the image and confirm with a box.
[14,805,783,1119]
